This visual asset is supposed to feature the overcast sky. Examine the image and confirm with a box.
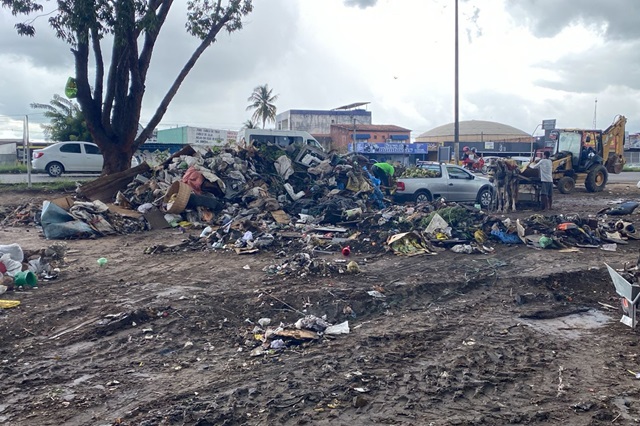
[0,0,638,141]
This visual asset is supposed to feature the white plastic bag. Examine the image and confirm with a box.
[0,243,23,262]
[325,321,350,335]
[0,253,22,277]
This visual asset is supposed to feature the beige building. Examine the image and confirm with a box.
[416,120,532,143]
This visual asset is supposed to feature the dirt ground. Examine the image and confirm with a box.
[2,184,640,426]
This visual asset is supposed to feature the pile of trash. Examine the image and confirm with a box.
[0,243,66,297]
[4,142,640,257]
[263,252,361,278]
[0,203,41,227]
[22,143,392,242]
[247,314,350,357]
[515,214,640,250]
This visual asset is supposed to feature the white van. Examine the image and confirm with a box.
[237,129,324,152]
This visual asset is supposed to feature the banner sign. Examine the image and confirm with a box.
[349,142,438,154]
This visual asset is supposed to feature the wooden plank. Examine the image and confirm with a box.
[77,163,151,202]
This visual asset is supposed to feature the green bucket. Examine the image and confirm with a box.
[14,271,37,287]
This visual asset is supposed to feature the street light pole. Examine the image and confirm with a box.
[530,123,541,159]
[353,118,357,149]
[454,0,459,164]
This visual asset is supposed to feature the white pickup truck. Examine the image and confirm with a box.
[394,161,494,208]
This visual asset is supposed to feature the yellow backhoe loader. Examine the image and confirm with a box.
[524,115,627,193]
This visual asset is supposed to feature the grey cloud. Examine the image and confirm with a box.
[464,88,640,134]
[532,42,640,93]
[465,6,482,43]
[505,0,640,40]
[0,1,299,132]
[344,0,378,9]
[143,0,299,127]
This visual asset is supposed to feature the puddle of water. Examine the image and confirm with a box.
[522,309,612,339]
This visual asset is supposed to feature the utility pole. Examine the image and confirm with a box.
[24,115,31,189]
[353,118,357,149]
[593,98,597,128]
[454,0,460,164]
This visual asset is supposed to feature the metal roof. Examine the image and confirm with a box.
[332,102,370,111]
[418,120,529,138]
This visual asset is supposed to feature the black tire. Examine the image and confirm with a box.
[414,190,433,204]
[585,165,608,192]
[46,162,64,177]
[477,187,494,209]
[556,176,575,194]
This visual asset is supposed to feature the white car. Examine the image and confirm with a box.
[32,141,138,177]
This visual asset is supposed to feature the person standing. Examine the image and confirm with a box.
[529,151,553,210]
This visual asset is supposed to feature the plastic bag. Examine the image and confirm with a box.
[490,229,522,244]
[607,201,639,216]
[325,321,350,335]
[0,253,22,277]
[41,202,96,239]
[43,221,96,240]
[0,243,24,262]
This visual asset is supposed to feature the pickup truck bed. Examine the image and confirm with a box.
[395,162,494,208]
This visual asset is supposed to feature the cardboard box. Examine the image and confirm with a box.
[51,196,75,211]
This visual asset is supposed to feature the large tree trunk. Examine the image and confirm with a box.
[96,137,136,175]
[102,148,134,175]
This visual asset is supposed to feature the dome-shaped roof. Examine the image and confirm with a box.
[418,120,529,139]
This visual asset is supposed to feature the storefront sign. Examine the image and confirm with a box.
[349,142,438,154]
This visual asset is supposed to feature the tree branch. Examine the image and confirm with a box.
[137,7,234,147]
[90,25,105,124]
[138,0,172,79]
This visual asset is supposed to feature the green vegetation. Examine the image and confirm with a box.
[0,163,28,174]
[2,0,253,175]
[0,163,46,174]
[422,206,472,229]
[31,94,92,142]
[246,84,279,129]
[622,166,640,172]
[401,167,439,178]
[0,180,78,192]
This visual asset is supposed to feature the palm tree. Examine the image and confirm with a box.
[241,119,258,130]
[246,84,279,128]
[31,94,92,141]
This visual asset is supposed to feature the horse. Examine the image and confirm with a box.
[487,158,520,212]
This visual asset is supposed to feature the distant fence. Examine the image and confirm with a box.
[624,151,640,166]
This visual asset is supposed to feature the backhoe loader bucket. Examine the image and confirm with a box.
[606,263,640,328]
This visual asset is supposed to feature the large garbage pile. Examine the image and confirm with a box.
[4,143,640,262]
[26,143,388,245]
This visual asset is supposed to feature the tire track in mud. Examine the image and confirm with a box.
[2,226,640,425]
[81,267,623,425]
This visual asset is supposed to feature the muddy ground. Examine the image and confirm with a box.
[2,184,640,425]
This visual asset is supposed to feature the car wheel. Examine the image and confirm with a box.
[414,190,433,204]
[477,187,493,209]
[46,162,64,177]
